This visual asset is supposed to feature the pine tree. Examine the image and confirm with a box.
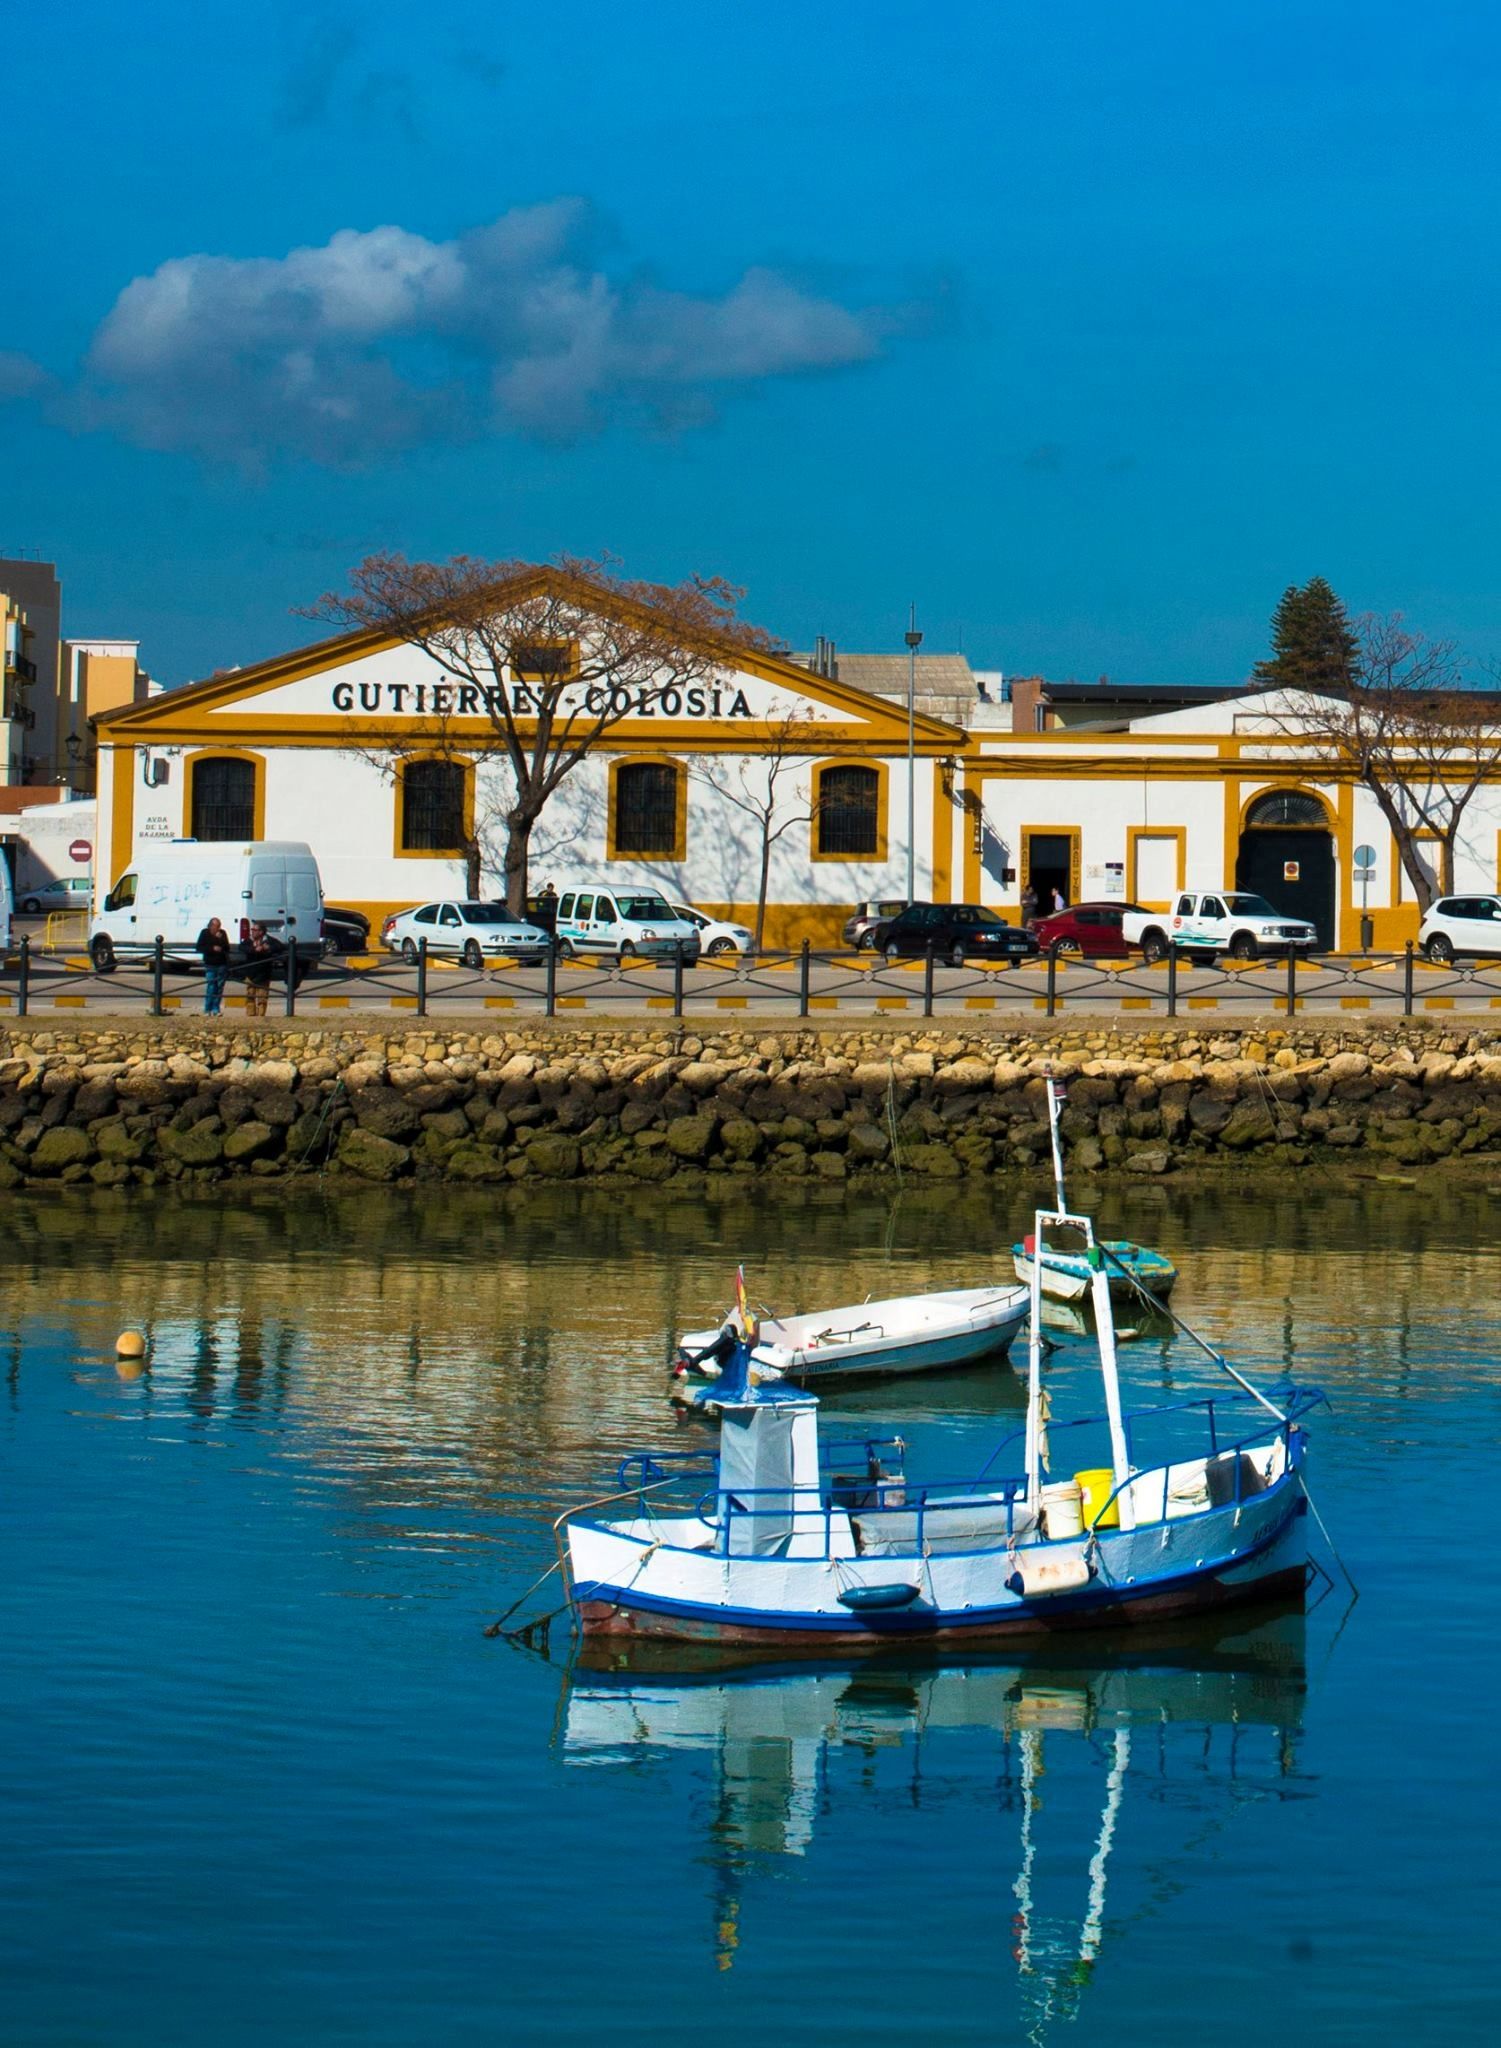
[1252,577,1358,693]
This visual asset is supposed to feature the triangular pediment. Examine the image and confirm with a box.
[96,568,966,751]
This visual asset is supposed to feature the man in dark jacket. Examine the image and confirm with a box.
[196,916,232,1015]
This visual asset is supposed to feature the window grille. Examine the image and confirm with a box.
[817,765,880,856]
[614,762,680,855]
[191,757,256,841]
[1246,791,1327,828]
[402,760,467,851]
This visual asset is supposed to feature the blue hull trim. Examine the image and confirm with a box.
[576,1499,1307,1642]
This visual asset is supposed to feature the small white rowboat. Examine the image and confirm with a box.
[676,1283,1030,1387]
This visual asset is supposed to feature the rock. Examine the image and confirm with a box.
[1217,1103,1277,1148]
[1186,1092,1232,1136]
[1069,1135,1105,1171]
[223,1121,279,1162]
[421,1109,471,1142]
[902,1142,962,1177]
[245,1060,298,1092]
[336,1127,411,1180]
[666,1116,716,1160]
[447,1141,506,1181]
[95,1120,146,1163]
[526,1134,582,1178]
[719,1119,762,1161]
[811,1151,847,1179]
[1327,1052,1370,1080]
[1125,1147,1170,1174]
[935,1058,994,1093]
[89,1161,134,1187]
[30,1127,95,1173]
[846,1123,890,1161]
[352,1087,422,1142]
[163,1121,225,1167]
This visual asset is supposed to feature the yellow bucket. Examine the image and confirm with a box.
[1074,1467,1121,1529]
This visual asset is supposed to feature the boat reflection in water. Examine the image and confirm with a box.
[559,1608,1308,2024]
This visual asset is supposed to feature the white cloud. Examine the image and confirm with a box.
[67,201,891,469]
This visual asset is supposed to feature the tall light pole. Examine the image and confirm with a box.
[905,604,922,901]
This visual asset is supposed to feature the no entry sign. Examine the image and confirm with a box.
[69,839,92,864]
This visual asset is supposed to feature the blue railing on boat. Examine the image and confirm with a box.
[604,1386,1330,1557]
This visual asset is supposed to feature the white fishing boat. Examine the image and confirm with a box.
[563,1207,1329,1646]
[675,1277,1030,1388]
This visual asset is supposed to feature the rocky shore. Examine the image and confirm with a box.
[3,1015,1501,1190]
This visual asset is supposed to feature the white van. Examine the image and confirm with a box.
[0,856,12,955]
[89,840,323,974]
[554,885,702,963]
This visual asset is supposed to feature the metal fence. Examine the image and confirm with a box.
[6,932,1501,1021]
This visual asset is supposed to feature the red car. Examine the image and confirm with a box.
[1029,901,1149,957]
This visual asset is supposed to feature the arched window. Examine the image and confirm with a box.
[816,764,882,858]
[401,759,468,852]
[1246,790,1328,828]
[611,760,684,858]
[191,756,256,841]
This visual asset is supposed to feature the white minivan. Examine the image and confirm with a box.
[89,840,324,974]
[0,858,12,954]
[554,886,702,963]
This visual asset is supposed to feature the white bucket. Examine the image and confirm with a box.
[1040,1481,1084,1539]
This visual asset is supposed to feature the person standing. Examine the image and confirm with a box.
[242,922,280,1017]
[196,916,231,1016]
[1020,882,1039,925]
[1051,885,1067,914]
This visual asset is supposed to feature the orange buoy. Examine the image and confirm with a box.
[115,1330,147,1361]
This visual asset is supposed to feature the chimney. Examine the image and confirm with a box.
[1009,675,1046,734]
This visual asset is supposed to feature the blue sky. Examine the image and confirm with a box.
[5,0,1500,686]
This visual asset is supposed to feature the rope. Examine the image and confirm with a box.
[483,1556,561,1636]
[287,1075,348,1176]
[1300,1475,1359,1597]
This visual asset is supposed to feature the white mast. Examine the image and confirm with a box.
[1087,1251,1136,1531]
[1045,1073,1066,1214]
[1024,1205,1047,1509]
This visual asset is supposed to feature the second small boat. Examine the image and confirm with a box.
[1012,1075,1178,1303]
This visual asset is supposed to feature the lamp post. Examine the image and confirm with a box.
[904,604,922,900]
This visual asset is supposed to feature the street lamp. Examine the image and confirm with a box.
[905,604,922,900]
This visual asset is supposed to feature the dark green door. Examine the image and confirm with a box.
[1235,829,1336,948]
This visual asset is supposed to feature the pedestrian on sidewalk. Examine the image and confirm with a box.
[196,916,231,1015]
[242,922,281,1017]
[1020,882,1038,925]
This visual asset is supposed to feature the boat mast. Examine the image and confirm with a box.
[1024,1204,1047,1509]
[1045,1073,1066,1214]
[1086,1252,1136,1530]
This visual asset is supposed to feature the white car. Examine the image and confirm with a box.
[16,875,94,915]
[381,900,552,966]
[669,902,755,958]
[1418,895,1501,963]
[1123,890,1318,963]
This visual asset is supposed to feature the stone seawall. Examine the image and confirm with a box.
[3,1016,1501,1190]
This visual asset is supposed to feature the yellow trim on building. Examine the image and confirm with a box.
[1020,825,1081,905]
[606,755,688,862]
[392,754,475,861]
[183,748,266,844]
[810,758,889,864]
[109,745,134,886]
[1125,825,1186,908]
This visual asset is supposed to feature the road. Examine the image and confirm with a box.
[0,933,1490,1021]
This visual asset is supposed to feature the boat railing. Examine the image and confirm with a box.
[693,1470,1034,1555]
[977,1384,1326,1479]
[614,1448,721,1494]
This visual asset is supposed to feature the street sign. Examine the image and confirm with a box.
[68,839,92,864]
[1283,860,1300,882]
[1354,844,1377,870]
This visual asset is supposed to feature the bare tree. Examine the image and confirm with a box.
[304,555,781,910]
[1268,613,1499,910]
[687,707,825,950]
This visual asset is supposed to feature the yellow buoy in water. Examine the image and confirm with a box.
[115,1330,147,1361]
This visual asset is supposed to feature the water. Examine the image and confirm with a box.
[2,1176,1498,2046]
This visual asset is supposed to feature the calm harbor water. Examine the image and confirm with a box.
[2,1175,1498,2046]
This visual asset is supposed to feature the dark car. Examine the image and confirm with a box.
[874,902,1040,965]
[1029,901,1149,958]
[526,892,559,935]
[320,906,371,957]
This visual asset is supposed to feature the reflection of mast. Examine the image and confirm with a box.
[1010,1717,1132,2043]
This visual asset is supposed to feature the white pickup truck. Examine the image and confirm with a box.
[1121,891,1319,963]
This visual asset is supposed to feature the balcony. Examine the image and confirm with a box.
[3,651,37,682]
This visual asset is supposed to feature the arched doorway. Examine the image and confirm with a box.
[1235,790,1336,947]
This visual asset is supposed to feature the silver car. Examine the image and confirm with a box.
[380,900,552,966]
